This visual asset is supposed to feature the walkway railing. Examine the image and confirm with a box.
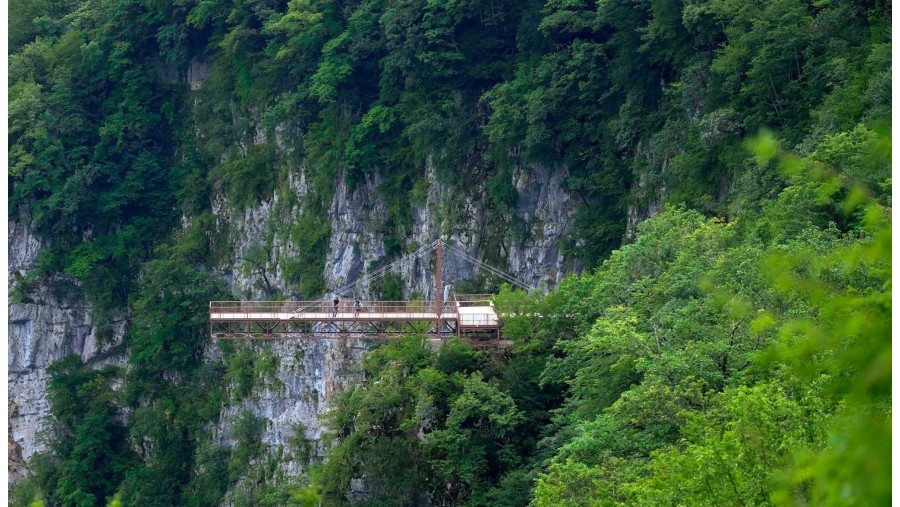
[211,300,441,311]
[210,298,502,340]
[209,300,463,319]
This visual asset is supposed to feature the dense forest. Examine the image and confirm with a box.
[8,0,891,505]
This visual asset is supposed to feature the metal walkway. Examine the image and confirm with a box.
[210,296,508,347]
[209,240,533,348]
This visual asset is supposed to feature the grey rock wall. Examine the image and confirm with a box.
[320,160,578,300]
[8,220,127,484]
[204,157,578,484]
[322,170,389,295]
[8,152,580,488]
[209,339,368,478]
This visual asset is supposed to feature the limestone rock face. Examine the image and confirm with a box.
[318,160,579,301]
[8,156,582,487]
[322,170,389,295]
[8,220,127,484]
[507,162,579,288]
[209,339,368,478]
[216,169,315,300]
[203,160,579,483]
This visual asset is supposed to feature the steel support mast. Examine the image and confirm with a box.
[435,238,442,336]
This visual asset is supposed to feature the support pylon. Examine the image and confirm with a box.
[435,238,442,337]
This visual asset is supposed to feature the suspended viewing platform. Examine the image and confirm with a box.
[209,240,533,348]
[209,295,506,347]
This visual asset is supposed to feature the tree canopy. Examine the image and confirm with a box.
[8,0,891,505]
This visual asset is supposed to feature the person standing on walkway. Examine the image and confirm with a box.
[333,296,340,317]
[354,298,361,316]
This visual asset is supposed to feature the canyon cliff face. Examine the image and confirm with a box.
[205,152,579,482]
[8,218,128,483]
[7,149,580,487]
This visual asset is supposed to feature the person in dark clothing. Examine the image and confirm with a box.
[354,299,362,316]
[332,296,340,317]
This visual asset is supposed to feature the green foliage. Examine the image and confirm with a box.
[9,0,891,504]
[215,144,280,209]
[128,237,227,373]
[32,356,137,507]
[224,343,281,401]
[183,440,231,506]
[10,474,45,507]
[622,381,826,506]
[751,137,891,505]
[812,124,891,191]
[283,214,331,298]
[8,0,199,321]
[229,410,267,481]
[316,129,890,504]
[369,272,404,301]
[318,331,559,505]
[426,372,524,501]
[288,423,316,466]
[532,459,612,507]
[530,131,891,505]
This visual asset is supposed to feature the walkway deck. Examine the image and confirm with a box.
[209,298,507,347]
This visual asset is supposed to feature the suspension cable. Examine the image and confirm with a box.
[313,239,535,310]
[442,243,535,291]
[331,240,438,297]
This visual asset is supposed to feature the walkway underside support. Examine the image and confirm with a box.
[210,320,507,347]
[211,319,438,340]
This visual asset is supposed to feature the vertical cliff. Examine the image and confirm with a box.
[8,218,128,482]
[201,151,578,490]
[8,149,577,489]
